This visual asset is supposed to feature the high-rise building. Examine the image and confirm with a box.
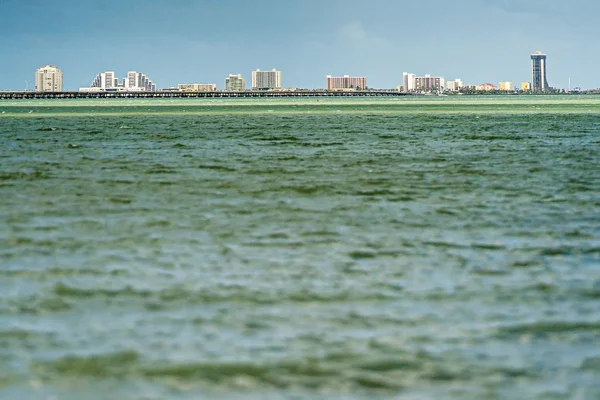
[251,69,281,90]
[403,72,416,92]
[85,71,156,92]
[326,75,367,90]
[123,71,155,91]
[446,79,464,91]
[531,51,549,91]
[125,71,156,91]
[90,71,116,90]
[225,74,246,91]
[414,75,445,92]
[35,65,63,92]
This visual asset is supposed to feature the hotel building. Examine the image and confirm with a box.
[531,51,549,91]
[35,65,63,92]
[326,75,367,90]
[225,74,246,91]
[251,69,281,90]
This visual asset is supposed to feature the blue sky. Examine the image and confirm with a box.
[0,0,598,90]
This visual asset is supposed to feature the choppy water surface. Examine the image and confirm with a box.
[1,96,600,399]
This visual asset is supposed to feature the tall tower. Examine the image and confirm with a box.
[251,69,282,90]
[225,74,246,91]
[35,65,63,92]
[531,52,549,91]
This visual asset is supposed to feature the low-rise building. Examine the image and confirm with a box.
[499,81,514,91]
[476,83,497,91]
[521,82,531,91]
[78,87,104,93]
[178,83,217,92]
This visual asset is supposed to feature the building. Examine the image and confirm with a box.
[326,75,367,90]
[476,83,497,91]
[446,79,464,91]
[225,74,246,91]
[531,51,549,91]
[35,65,63,92]
[403,72,416,92]
[499,81,514,91]
[414,75,445,92]
[521,82,531,91]
[125,71,156,91]
[88,71,117,91]
[251,69,281,90]
[83,71,156,92]
[178,84,217,92]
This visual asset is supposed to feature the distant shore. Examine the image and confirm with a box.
[0,90,596,100]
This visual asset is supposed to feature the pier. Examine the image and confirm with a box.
[0,90,410,100]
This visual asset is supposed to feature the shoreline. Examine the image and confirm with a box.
[0,90,595,100]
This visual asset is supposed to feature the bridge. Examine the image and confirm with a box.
[0,90,410,100]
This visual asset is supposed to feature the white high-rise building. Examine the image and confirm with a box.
[85,71,156,92]
[251,69,281,90]
[90,71,116,90]
[125,71,156,91]
[35,65,63,92]
[225,74,246,91]
[403,72,416,92]
[446,79,464,91]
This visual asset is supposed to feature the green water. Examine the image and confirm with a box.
[1,96,600,399]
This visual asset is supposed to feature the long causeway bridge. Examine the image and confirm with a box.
[0,90,410,100]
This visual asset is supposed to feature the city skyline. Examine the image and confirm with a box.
[32,56,550,92]
[1,0,599,90]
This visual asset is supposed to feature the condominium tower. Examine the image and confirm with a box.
[225,74,246,91]
[402,72,416,92]
[251,69,281,90]
[125,71,156,91]
[326,75,367,90]
[90,71,117,90]
[531,52,549,91]
[86,71,156,91]
[414,75,445,92]
[35,65,63,92]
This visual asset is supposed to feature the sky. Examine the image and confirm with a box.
[0,0,598,90]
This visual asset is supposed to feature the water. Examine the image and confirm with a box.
[1,96,600,399]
